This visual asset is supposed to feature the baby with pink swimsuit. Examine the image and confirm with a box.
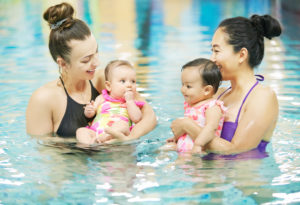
[165,58,226,153]
[76,60,145,145]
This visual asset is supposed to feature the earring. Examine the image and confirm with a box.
[60,67,68,83]
[58,66,62,75]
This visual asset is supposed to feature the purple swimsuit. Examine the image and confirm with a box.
[216,75,269,155]
[217,75,268,152]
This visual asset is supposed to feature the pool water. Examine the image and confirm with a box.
[1,0,300,204]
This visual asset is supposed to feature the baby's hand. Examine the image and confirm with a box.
[84,101,96,118]
[124,91,134,102]
[95,133,112,144]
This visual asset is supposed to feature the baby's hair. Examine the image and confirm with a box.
[182,58,222,93]
[104,60,134,81]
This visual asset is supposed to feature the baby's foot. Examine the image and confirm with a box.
[104,127,127,140]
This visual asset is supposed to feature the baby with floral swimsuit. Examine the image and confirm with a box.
[164,58,226,153]
[76,60,145,145]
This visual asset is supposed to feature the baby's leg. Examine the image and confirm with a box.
[102,120,130,142]
[110,120,130,136]
[76,127,97,145]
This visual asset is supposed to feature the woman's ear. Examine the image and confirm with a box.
[204,85,214,96]
[57,57,68,70]
[239,47,248,64]
[105,81,111,91]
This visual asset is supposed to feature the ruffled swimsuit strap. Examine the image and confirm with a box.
[101,89,145,107]
[102,89,126,103]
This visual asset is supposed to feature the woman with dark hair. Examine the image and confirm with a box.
[171,14,282,155]
[26,2,156,140]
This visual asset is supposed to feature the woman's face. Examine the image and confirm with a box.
[210,28,240,80]
[67,34,100,80]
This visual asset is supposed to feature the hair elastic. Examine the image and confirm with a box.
[50,18,68,30]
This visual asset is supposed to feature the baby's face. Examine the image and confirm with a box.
[108,65,137,99]
[181,67,208,106]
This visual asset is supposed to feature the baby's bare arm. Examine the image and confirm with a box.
[125,91,142,123]
[194,105,222,147]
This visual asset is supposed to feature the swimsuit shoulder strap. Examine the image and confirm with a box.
[60,78,99,100]
[59,77,70,97]
[89,80,100,99]
[217,87,231,100]
[235,75,264,123]
[255,74,264,82]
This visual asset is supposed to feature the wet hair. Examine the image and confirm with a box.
[218,14,282,68]
[182,58,222,93]
[104,60,134,81]
[43,2,91,63]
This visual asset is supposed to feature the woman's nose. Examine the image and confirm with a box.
[210,53,216,62]
[92,54,100,67]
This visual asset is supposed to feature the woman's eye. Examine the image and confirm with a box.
[82,58,90,63]
[132,80,136,83]
[211,48,219,53]
[121,80,125,83]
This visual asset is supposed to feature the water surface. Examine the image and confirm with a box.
[0,0,299,204]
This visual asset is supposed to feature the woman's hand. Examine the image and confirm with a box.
[171,117,189,139]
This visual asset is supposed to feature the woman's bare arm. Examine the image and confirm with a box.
[127,93,157,140]
[26,87,54,135]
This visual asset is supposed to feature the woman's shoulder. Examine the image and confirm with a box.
[30,79,64,104]
[247,84,278,110]
[253,84,277,101]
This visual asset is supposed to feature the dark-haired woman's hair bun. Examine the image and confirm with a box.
[43,2,75,30]
[250,14,282,40]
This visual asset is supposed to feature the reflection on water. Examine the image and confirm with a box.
[0,0,300,204]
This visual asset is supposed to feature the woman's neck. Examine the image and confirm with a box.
[230,69,256,93]
[62,77,91,104]
[64,78,88,93]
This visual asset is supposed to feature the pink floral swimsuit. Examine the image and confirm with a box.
[88,89,145,134]
[177,99,226,152]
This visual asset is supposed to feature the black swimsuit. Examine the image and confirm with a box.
[56,78,100,137]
